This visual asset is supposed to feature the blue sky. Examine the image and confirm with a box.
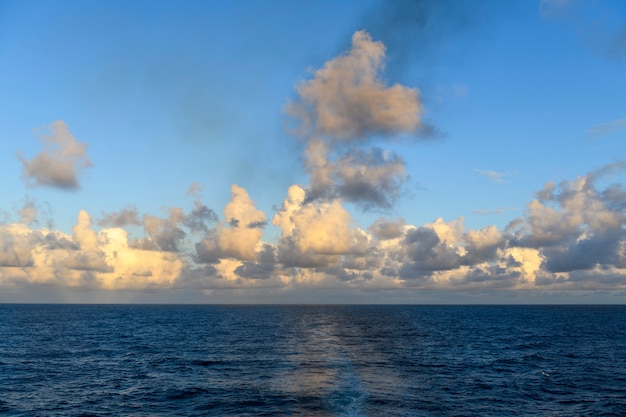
[1,0,626,303]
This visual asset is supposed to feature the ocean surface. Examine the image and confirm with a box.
[1,305,625,416]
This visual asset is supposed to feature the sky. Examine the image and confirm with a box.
[1,0,626,304]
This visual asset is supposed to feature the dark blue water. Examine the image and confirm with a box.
[1,305,625,416]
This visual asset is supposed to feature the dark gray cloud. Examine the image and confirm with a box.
[193,231,220,264]
[185,201,218,233]
[335,147,407,210]
[303,147,408,211]
[541,233,620,273]
[234,262,274,280]
[321,266,373,282]
[246,220,267,229]
[456,265,521,289]
[234,245,276,280]
[175,265,219,289]
[507,161,626,274]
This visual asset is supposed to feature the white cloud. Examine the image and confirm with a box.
[0,211,183,291]
[196,185,266,262]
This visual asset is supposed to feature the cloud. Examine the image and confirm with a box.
[141,207,188,252]
[507,162,626,275]
[99,202,217,253]
[266,162,625,291]
[97,206,142,228]
[186,182,205,198]
[195,185,266,263]
[475,169,511,183]
[0,210,183,290]
[473,207,518,215]
[587,118,626,138]
[287,30,422,141]
[286,30,425,209]
[4,29,626,299]
[18,120,93,190]
[272,185,364,268]
[334,148,407,209]
[0,224,37,268]
[234,244,276,280]
[368,217,407,240]
[18,198,38,226]
[15,195,54,228]
[2,162,626,295]
[186,200,218,233]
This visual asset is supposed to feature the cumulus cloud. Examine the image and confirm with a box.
[287,30,422,141]
[139,201,217,252]
[18,120,93,190]
[98,202,217,253]
[272,185,356,268]
[286,30,424,209]
[141,208,188,252]
[3,162,626,295]
[0,224,37,268]
[195,185,266,263]
[0,210,183,290]
[368,217,406,240]
[5,30,626,299]
[507,162,626,277]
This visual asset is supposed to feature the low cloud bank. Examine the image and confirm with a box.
[4,31,626,298]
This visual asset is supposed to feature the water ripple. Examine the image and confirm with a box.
[1,305,625,416]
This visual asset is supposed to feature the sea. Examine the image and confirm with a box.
[0,304,625,416]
